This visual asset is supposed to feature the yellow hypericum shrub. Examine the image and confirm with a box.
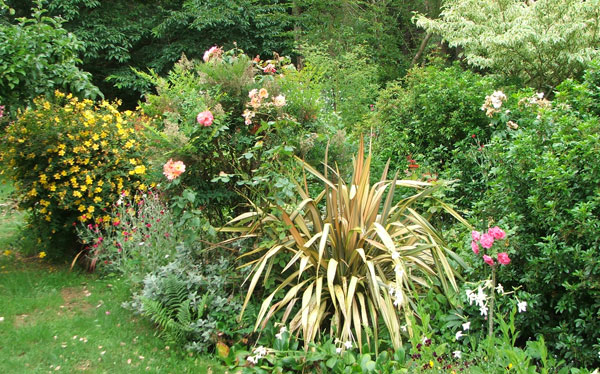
[1,91,148,242]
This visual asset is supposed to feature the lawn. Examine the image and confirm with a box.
[0,179,229,374]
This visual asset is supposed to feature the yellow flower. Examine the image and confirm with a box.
[429,361,434,368]
[508,363,513,370]
[39,252,47,259]
[93,196,102,203]
[134,165,146,175]
[78,205,86,212]
[87,206,95,213]
[73,191,82,198]
[3,250,12,256]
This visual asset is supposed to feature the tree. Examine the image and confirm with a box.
[0,1,100,115]
[415,0,600,91]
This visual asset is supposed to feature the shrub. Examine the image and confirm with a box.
[0,2,100,116]
[128,246,250,353]
[76,190,184,282]
[225,139,468,351]
[372,64,496,177]
[0,91,148,256]
[466,71,600,367]
[138,48,349,221]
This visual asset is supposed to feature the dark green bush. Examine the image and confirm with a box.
[372,63,496,175]
[468,70,600,367]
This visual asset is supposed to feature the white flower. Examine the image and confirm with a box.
[400,325,407,332]
[455,331,464,340]
[254,346,267,358]
[480,305,488,317]
[273,95,286,107]
[275,326,287,340]
[116,198,123,206]
[475,286,487,308]
[344,341,352,349]
[391,251,399,260]
[247,355,259,364]
[0,317,4,322]
[248,89,258,98]
[336,347,342,354]
[517,301,527,313]
[536,92,544,99]
[496,283,504,294]
[465,289,475,305]
[421,336,428,344]
[462,321,470,331]
[453,350,462,359]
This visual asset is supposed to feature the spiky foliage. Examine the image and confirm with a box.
[225,139,468,351]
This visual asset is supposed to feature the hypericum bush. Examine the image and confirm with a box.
[225,139,468,351]
[77,190,182,281]
[0,91,147,255]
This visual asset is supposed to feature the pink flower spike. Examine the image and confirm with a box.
[480,233,494,249]
[483,255,495,266]
[471,240,480,255]
[488,226,506,240]
[471,230,481,242]
[197,110,214,127]
[497,252,511,265]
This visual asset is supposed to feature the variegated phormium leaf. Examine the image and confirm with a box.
[223,138,469,351]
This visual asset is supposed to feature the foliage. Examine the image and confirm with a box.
[76,191,183,282]
[0,1,100,115]
[465,70,600,367]
[301,43,379,129]
[415,0,600,90]
[139,48,346,222]
[372,63,496,204]
[226,139,469,351]
[129,246,251,354]
[0,91,147,256]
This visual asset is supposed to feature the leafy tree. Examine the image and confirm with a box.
[415,0,600,91]
[0,1,100,115]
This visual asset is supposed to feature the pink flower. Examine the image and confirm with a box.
[480,233,494,249]
[471,230,481,242]
[488,226,506,240]
[483,255,495,266]
[497,252,511,265]
[203,46,223,62]
[163,159,186,180]
[197,110,214,127]
[272,95,286,107]
[471,240,480,255]
[263,64,276,73]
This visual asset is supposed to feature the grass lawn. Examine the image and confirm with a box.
[0,179,229,374]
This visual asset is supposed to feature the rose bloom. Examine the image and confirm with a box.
[163,159,186,180]
[480,233,494,249]
[197,110,214,127]
[497,252,511,265]
[248,89,258,98]
[203,46,222,62]
[483,254,495,266]
[263,63,276,73]
[488,226,506,240]
[471,230,481,241]
[273,95,286,107]
[471,240,480,255]
[258,88,269,99]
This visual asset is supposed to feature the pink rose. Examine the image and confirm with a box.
[483,255,495,266]
[163,159,186,180]
[471,230,481,241]
[488,226,506,240]
[480,233,494,249]
[203,46,223,62]
[497,252,511,265]
[197,110,214,127]
[471,241,480,255]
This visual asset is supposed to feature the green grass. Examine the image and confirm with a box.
[0,177,229,374]
[0,256,229,374]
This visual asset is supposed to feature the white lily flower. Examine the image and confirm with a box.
[517,301,527,313]
[462,321,470,331]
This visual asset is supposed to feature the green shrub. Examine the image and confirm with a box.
[0,2,100,116]
[467,71,600,367]
[372,63,496,174]
[128,246,250,353]
[0,91,147,256]
[138,48,349,221]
